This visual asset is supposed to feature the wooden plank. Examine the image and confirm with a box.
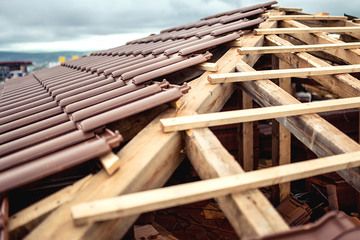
[193,62,219,71]
[255,27,360,35]
[71,150,360,224]
[185,127,288,237]
[99,152,121,175]
[279,20,360,65]
[208,64,360,84]
[238,42,360,55]
[8,175,93,232]
[273,6,302,12]
[161,96,360,132]
[269,15,347,21]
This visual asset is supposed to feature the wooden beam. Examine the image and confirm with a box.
[279,20,360,65]
[238,42,360,55]
[265,34,360,98]
[161,96,360,132]
[235,61,360,192]
[8,175,93,232]
[269,15,347,21]
[193,62,219,72]
[241,91,254,171]
[255,27,360,35]
[71,150,360,224]
[185,127,288,237]
[208,64,360,84]
[278,60,292,202]
[99,152,121,175]
[273,6,302,12]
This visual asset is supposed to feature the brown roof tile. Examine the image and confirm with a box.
[0,0,277,195]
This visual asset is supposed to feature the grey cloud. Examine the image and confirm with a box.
[0,0,359,51]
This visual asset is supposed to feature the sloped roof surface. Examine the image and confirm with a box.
[0,1,277,195]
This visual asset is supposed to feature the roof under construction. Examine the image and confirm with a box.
[1,1,360,239]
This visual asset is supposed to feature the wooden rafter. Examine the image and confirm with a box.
[185,127,289,237]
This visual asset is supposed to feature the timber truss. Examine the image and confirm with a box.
[10,7,360,240]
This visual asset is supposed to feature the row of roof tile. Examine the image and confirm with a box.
[0,1,278,195]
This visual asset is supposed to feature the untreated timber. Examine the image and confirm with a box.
[71,150,360,224]
[208,64,360,84]
[273,59,292,203]
[193,62,219,71]
[273,6,302,12]
[265,34,360,98]
[279,20,360,65]
[236,60,360,191]
[269,15,347,21]
[161,96,360,132]
[185,127,288,237]
[255,26,360,35]
[238,42,360,55]
[99,152,121,175]
[241,91,254,171]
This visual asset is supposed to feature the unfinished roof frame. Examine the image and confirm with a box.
[6,4,360,240]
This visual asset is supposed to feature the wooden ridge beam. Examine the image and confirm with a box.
[269,15,347,21]
[279,20,360,65]
[255,26,360,35]
[71,150,360,224]
[208,64,360,84]
[161,96,360,132]
[265,34,360,98]
[238,42,360,55]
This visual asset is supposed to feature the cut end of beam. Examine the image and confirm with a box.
[193,62,219,72]
[99,152,121,175]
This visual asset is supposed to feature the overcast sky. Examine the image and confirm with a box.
[0,0,358,52]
